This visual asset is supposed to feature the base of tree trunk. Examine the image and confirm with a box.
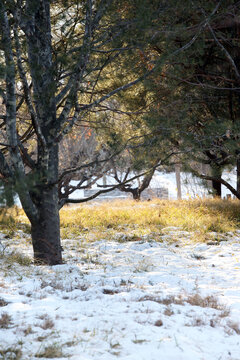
[31,230,63,265]
[31,225,63,265]
[31,188,63,265]
[212,179,222,198]
[132,189,141,200]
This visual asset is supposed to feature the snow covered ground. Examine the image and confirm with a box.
[13,170,237,207]
[69,170,237,201]
[0,227,240,359]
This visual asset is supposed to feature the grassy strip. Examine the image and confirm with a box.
[60,199,240,233]
[1,199,240,242]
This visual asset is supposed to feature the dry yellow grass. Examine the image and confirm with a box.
[1,198,240,243]
[60,198,239,233]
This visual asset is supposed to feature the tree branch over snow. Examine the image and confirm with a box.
[58,165,162,208]
[190,168,240,199]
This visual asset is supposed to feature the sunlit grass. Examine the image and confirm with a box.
[1,198,240,243]
[60,198,240,232]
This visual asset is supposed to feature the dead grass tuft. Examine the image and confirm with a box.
[139,294,184,306]
[186,294,226,310]
[39,316,55,330]
[139,293,229,314]
[164,307,174,316]
[0,298,9,307]
[35,343,67,358]
[6,252,32,266]
[0,312,12,328]
[190,317,206,327]
[103,288,120,295]
[227,321,240,335]
[0,346,22,360]
[23,325,34,335]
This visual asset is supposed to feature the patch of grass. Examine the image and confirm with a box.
[103,288,120,295]
[186,293,227,310]
[0,346,22,360]
[189,317,207,327]
[37,314,55,330]
[132,338,148,344]
[0,248,32,268]
[0,312,12,328]
[40,317,55,330]
[2,199,240,244]
[0,298,9,307]
[139,294,184,306]
[133,258,154,273]
[7,252,32,266]
[191,253,206,260]
[139,292,229,313]
[0,207,27,231]
[164,307,174,316]
[227,320,240,334]
[23,325,34,336]
[59,199,240,242]
[35,343,67,358]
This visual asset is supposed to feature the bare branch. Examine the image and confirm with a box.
[58,146,124,182]
[191,168,240,199]
[58,166,161,208]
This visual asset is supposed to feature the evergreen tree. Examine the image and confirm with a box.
[137,0,240,198]
[0,0,160,264]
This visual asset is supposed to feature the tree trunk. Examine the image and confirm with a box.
[132,189,141,200]
[211,165,222,197]
[5,183,15,208]
[31,185,62,265]
[175,164,182,200]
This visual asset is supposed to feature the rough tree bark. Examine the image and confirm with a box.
[31,186,62,265]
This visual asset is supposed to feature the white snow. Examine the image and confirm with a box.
[14,170,238,207]
[69,170,238,201]
[0,229,240,359]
